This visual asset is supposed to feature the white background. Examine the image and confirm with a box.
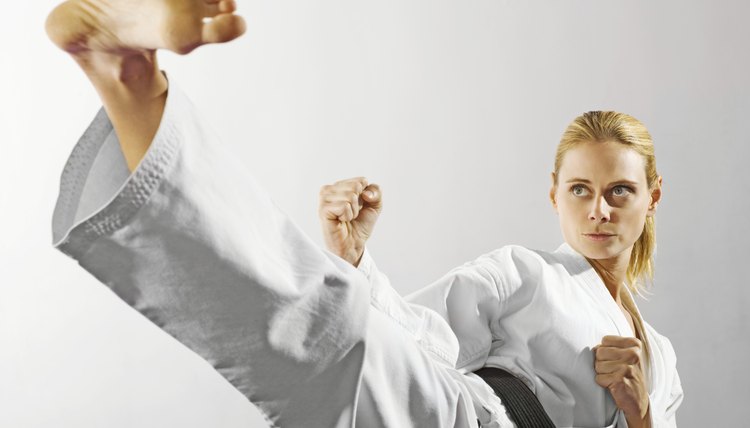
[2,0,748,426]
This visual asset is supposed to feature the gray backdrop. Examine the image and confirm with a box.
[2,0,748,426]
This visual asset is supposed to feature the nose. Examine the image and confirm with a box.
[588,195,611,223]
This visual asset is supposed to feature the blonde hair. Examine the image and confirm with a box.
[554,111,659,382]
[554,111,658,292]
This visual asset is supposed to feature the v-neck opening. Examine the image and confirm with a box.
[554,242,654,394]
[554,243,634,337]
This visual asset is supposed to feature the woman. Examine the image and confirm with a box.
[318,112,684,427]
[46,0,681,425]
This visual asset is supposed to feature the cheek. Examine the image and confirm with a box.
[557,197,585,218]
[556,200,583,231]
[621,202,650,232]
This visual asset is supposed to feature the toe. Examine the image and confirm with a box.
[201,13,246,44]
[203,0,235,18]
[203,3,220,17]
[219,0,237,13]
[46,1,94,53]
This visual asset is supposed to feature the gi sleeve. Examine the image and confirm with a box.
[51,79,371,426]
[357,248,461,367]
[405,256,505,371]
[649,369,683,427]
[358,248,507,371]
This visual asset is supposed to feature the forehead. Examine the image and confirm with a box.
[558,141,647,183]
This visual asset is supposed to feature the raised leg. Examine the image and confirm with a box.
[46,2,492,426]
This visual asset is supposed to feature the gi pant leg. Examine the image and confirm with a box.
[51,80,480,427]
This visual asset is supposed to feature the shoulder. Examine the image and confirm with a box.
[449,245,565,297]
[419,245,543,292]
[470,244,548,267]
[467,244,566,279]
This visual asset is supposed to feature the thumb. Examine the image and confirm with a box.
[361,184,383,212]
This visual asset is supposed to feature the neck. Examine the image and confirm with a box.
[586,249,632,304]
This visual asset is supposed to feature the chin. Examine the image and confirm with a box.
[570,239,626,261]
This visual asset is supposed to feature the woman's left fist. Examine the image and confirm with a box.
[593,335,651,427]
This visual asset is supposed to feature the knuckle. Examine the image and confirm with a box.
[630,338,642,350]
[594,375,608,388]
[327,202,341,216]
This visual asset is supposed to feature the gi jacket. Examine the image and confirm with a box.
[358,244,684,427]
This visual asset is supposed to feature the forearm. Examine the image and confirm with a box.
[73,50,167,172]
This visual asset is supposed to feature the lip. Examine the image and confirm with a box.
[583,233,616,241]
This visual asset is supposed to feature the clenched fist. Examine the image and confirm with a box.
[593,335,652,428]
[318,177,382,267]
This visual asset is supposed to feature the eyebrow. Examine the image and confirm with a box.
[565,178,640,186]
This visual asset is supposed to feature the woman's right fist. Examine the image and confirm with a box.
[318,177,382,267]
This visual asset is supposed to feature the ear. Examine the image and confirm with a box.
[550,172,558,212]
[647,176,663,217]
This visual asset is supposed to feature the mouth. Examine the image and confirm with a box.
[583,233,616,241]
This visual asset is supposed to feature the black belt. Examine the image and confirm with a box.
[473,367,556,428]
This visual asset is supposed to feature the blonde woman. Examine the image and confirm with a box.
[319,112,684,427]
[46,0,681,426]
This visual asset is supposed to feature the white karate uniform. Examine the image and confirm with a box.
[357,244,684,427]
[52,78,682,428]
[51,80,506,428]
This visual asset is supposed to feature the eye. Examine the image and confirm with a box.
[571,184,589,196]
[612,185,633,197]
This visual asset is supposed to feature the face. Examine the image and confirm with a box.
[550,141,662,263]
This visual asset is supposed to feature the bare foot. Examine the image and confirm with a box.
[45,0,245,171]
[45,0,246,55]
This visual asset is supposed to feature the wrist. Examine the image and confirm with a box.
[348,245,365,268]
[625,405,651,428]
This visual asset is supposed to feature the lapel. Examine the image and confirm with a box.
[555,243,635,338]
[620,286,655,394]
[555,242,655,394]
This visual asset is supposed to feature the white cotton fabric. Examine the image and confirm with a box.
[358,244,684,427]
[51,79,495,428]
